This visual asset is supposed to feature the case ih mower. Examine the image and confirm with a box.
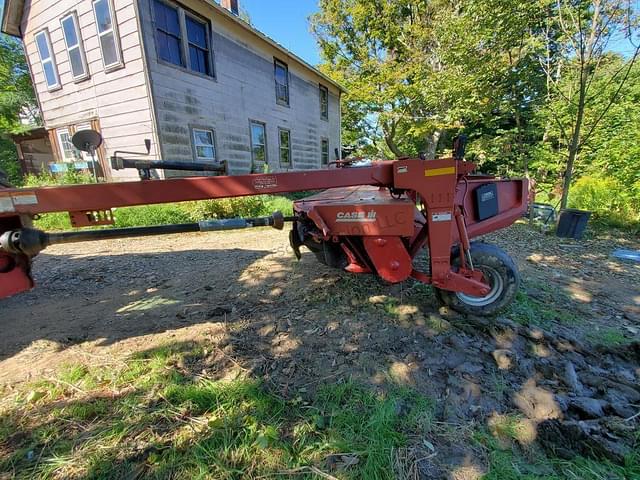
[0,132,529,315]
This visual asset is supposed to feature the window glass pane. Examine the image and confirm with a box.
[252,147,265,162]
[321,139,329,164]
[186,17,206,48]
[196,146,215,159]
[62,17,78,47]
[94,0,112,33]
[275,64,287,83]
[280,130,289,148]
[251,124,265,145]
[35,33,50,59]
[320,86,329,119]
[194,130,213,145]
[69,48,85,77]
[99,32,119,66]
[43,62,57,87]
[189,46,208,74]
[154,0,180,36]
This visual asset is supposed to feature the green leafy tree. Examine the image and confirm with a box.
[311,0,547,164]
[0,30,38,184]
[541,0,640,209]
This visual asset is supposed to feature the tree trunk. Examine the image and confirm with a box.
[424,129,442,160]
[383,119,403,158]
[560,77,587,210]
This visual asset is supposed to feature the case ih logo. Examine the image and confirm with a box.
[336,210,377,223]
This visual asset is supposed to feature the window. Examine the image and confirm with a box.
[250,121,267,171]
[60,12,89,80]
[321,138,329,165]
[57,128,80,162]
[186,16,211,75]
[278,128,291,167]
[153,1,214,77]
[153,0,182,66]
[274,59,289,105]
[192,128,216,161]
[93,0,123,69]
[34,30,60,89]
[319,85,329,120]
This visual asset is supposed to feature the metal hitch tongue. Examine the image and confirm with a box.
[0,211,290,257]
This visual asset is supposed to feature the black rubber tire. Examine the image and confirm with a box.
[311,241,348,269]
[435,242,519,316]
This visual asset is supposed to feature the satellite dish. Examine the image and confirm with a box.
[72,129,102,153]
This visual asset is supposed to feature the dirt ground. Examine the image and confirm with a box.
[1,223,639,476]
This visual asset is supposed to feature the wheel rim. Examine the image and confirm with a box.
[455,265,504,307]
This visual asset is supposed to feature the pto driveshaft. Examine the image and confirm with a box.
[0,211,289,257]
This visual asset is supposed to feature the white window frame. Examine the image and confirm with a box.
[274,59,289,106]
[185,13,213,76]
[92,0,124,71]
[192,127,216,162]
[151,0,216,78]
[34,29,60,90]
[249,120,267,172]
[56,128,79,163]
[278,128,291,167]
[319,84,329,121]
[60,11,89,81]
[321,137,329,166]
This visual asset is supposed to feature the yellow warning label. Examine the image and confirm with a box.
[424,166,455,177]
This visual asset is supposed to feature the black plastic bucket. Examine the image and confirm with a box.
[556,209,591,239]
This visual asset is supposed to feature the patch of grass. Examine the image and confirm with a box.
[507,290,579,328]
[473,425,640,480]
[586,327,630,347]
[33,195,294,231]
[0,341,434,479]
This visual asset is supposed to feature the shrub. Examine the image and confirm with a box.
[24,170,95,187]
[112,204,192,227]
[569,175,639,229]
[181,196,268,220]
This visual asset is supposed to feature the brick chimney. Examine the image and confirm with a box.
[221,0,239,15]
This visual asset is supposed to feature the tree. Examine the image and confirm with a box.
[0,31,38,185]
[311,0,547,162]
[543,0,640,209]
[0,34,39,133]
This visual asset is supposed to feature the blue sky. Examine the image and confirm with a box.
[240,0,322,66]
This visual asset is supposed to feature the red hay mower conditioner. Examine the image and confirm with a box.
[0,133,529,315]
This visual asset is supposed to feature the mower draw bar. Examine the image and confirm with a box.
[0,157,529,315]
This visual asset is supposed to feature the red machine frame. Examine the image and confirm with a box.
[0,157,529,304]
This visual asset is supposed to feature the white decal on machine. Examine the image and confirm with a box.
[253,176,278,190]
[336,210,377,223]
[11,193,38,205]
[431,212,452,222]
[0,197,14,213]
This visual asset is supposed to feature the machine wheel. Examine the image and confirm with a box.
[435,242,519,316]
[311,241,348,269]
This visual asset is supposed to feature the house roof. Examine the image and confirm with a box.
[1,0,24,37]
[1,0,344,92]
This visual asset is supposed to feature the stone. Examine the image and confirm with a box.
[569,397,607,419]
[492,349,513,370]
[208,306,232,317]
[537,419,631,464]
[562,361,582,393]
[609,402,636,419]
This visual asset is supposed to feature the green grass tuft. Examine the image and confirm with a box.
[0,343,434,479]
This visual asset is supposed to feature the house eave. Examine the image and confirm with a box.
[1,0,25,37]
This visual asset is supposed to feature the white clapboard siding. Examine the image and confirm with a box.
[22,0,159,180]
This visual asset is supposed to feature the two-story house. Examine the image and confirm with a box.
[2,0,343,180]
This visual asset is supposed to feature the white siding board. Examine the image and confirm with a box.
[22,0,158,180]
